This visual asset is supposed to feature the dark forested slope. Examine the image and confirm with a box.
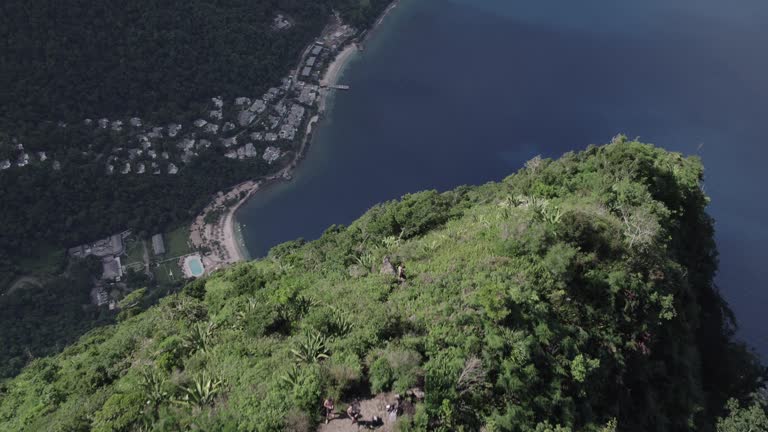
[0,0,385,128]
[0,0,392,287]
[0,141,765,431]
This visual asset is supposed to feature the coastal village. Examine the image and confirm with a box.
[0,14,356,179]
[33,15,363,308]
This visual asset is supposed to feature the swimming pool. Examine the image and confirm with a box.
[185,255,205,277]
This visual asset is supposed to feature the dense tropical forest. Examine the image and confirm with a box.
[0,257,111,379]
[0,0,389,127]
[0,0,392,288]
[1,141,765,431]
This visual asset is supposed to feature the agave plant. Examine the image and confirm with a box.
[270,255,295,272]
[277,295,315,323]
[280,365,302,388]
[233,297,259,329]
[183,322,216,354]
[350,250,376,269]
[541,205,563,225]
[330,307,353,336]
[174,372,223,408]
[382,235,401,250]
[291,329,330,364]
[139,368,168,408]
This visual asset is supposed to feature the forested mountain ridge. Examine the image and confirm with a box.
[1,140,765,431]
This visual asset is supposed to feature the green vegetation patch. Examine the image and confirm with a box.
[17,244,66,276]
[165,227,192,258]
[122,237,145,268]
[1,140,765,431]
[153,261,184,286]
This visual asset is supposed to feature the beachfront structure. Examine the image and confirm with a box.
[101,256,123,281]
[152,234,166,255]
[91,286,109,306]
[70,233,126,259]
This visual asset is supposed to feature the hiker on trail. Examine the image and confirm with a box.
[347,401,360,424]
[323,398,335,424]
[397,264,407,281]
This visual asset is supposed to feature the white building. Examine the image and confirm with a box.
[263,146,281,164]
[168,124,182,137]
[249,99,266,113]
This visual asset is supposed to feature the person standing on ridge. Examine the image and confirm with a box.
[323,397,335,424]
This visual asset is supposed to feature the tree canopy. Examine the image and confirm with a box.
[0,0,392,288]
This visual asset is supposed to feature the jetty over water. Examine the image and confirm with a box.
[319,82,351,90]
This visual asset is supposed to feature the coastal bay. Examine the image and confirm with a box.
[237,0,768,358]
[191,41,362,268]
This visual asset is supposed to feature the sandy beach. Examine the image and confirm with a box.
[189,180,259,272]
[189,5,395,267]
[321,44,359,88]
[190,46,361,267]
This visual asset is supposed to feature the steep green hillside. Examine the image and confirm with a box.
[1,140,765,431]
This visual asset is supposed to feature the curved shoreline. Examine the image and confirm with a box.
[193,3,398,266]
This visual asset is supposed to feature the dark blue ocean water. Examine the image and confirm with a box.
[239,0,768,357]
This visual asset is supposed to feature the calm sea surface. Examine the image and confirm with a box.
[239,0,768,357]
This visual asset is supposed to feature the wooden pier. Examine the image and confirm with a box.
[320,82,351,90]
